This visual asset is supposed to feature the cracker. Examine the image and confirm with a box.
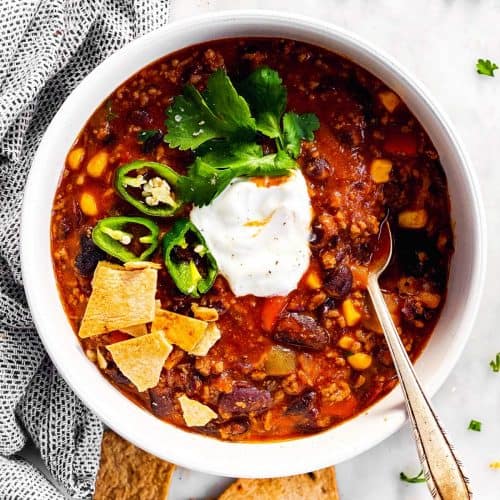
[218,467,339,500]
[178,394,218,427]
[106,332,172,392]
[94,430,175,500]
[151,308,208,352]
[79,262,157,338]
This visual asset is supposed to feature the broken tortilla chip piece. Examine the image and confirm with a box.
[191,303,219,322]
[190,323,221,356]
[120,323,148,337]
[106,331,172,392]
[218,467,339,500]
[178,394,218,427]
[152,308,208,352]
[79,262,157,338]
[94,430,175,500]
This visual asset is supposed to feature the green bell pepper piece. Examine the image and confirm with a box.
[92,216,160,262]
[115,160,181,217]
[162,219,218,297]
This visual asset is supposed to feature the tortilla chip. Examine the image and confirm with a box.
[178,394,218,427]
[106,332,172,392]
[152,308,208,352]
[191,303,219,321]
[190,323,221,356]
[218,467,339,500]
[79,262,157,338]
[124,261,162,270]
[94,430,175,500]
[120,323,148,337]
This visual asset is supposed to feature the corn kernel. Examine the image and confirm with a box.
[87,150,109,178]
[67,147,85,170]
[76,174,85,185]
[370,159,392,183]
[398,209,428,229]
[347,353,372,370]
[378,90,400,113]
[305,269,322,289]
[80,192,98,216]
[342,299,361,327]
[338,335,354,350]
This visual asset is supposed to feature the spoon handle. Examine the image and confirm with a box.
[367,276,471,500]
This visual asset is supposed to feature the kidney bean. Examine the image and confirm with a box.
[273,313,329,350]
[218,384,272,417]
[149,386,175,418]
[324,264,353,299]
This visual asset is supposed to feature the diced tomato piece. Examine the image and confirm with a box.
[383,129,417,156]
[322,396,358,418]
[261,296,288,332]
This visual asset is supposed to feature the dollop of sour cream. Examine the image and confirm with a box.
[190,170,312,297]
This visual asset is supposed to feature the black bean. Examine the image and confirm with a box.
[304,158,331,180]
[129,109,153,127]
[75,235,106,277]
[286,389,317,415]
[324,264,353,299]
[273,313,329,350]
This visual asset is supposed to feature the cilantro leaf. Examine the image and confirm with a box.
[239,67,287,139]
[178,159,235,206]
[179,142,297,206]
[476,58,498,77]
[468,419,482,432]
[399,470,426,484]
[490,352,500,372]
[282,112,320,158]
[164,69,256,150]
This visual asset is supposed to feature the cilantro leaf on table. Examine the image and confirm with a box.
[476,58,498,77]
[164,69,256,150]
[238,67,287,139]
[282,112,320,158]
[179,142,297,206]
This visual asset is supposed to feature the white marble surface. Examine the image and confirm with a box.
[167,1,500,499]
[23,1,500,498]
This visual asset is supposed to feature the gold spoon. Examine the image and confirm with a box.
[367,220,471,500]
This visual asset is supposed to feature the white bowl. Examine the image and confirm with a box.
[21,10,486,477]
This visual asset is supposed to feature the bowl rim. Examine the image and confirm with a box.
[20,9,486,478]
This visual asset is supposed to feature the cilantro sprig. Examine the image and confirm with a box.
[476,59,498,77]
[164,67,319,206]
[399,469,426,484]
